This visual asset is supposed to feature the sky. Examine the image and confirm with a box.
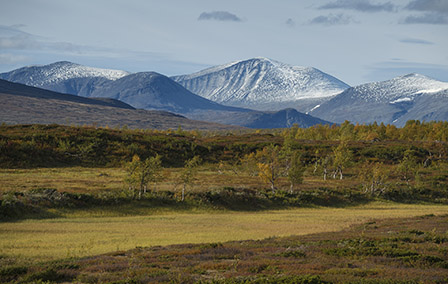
[0,0,447,86]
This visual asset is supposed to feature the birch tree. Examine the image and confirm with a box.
[256,145,282,193]
[178,156,201,201]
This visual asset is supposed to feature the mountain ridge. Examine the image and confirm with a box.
[0,61,333,128]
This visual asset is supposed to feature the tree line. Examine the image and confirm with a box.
[124,136,446,200]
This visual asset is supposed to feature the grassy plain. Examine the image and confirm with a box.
[0,166,357,194]
[1,202,448,263]
[51,214,447,283]
[0,167,125,193]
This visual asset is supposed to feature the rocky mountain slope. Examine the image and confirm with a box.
[172,57,350,112]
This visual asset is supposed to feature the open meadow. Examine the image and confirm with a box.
[1,203,448,263]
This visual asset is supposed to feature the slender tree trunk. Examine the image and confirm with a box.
[129,186,135,199]
[182,183,186,201]
[139,175,145,200]
[323,167,327,181]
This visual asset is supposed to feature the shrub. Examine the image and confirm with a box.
[279,250,306,258]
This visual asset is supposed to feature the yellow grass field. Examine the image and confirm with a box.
[1,203,448,263]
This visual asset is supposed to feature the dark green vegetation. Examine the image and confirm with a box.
[2,215,447,283]
[1,122,448,220]
[0,124,270,168]
[2,121,448,168]
[0,186,372,220]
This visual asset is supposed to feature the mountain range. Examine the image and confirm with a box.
[1,58,448,128]
[0,61,331,128]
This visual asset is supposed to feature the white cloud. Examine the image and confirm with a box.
[402,13,448,24]
[285,18,296,27]
[198,11,242,22]
[308,13,355,26]
[319,0,396,13]
[406,0,448,15]
[400,38,434,45]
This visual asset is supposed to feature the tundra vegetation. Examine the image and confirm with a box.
[1,121,448,283]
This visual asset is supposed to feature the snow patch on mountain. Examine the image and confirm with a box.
[390,97,412,104]
[307,104,321,113]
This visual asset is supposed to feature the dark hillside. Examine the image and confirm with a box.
[0,79,241,132]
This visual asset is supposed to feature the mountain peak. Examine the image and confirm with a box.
[251,56,272,61]
[23,61,78,69]
[350,73,448,102]
[172,57,349,112]
[401,73,420,78]
[47,61,79,67]
[239,57,276,64]
[0,61,130,89]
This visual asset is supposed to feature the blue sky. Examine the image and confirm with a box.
[0,0,447,85]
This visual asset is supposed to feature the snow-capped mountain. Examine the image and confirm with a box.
[0,61,130,96]
[0,61,331,128]
[172,57,350,112]
[310,74,448,126]
[0,61,129,85]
